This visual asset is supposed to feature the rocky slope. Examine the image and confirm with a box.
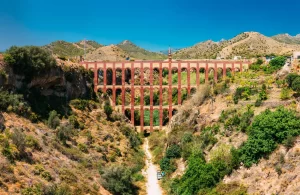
[117,40,166,60]
[85,45,129,62]
[174,32,300,59]
[272,33,300,45]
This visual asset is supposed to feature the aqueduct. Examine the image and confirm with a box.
[81,55,250,132]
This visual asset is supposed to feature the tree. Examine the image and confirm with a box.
[104,101,113,119]
[269,56,286,69]
[47,110,60,129]
[286,73,299,88]
[291,77,300,94]
[101,165,137,195]
[4,46,57,80]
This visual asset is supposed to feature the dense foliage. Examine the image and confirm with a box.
[239,107,300,167]
[4,46,56,80]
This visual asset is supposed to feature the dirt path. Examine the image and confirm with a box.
[143,138,163,195]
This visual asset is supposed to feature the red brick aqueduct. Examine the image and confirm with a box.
[80,56,251,132]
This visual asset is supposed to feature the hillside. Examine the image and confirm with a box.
[148,61,300,194]
[272,33,300,45]
[43,40,102,58]
[117,40,167,60]
[0,46,145,195]
[85,45,129,61]
[174,32,300,59]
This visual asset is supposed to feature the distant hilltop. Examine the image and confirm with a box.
[40,31,300,61]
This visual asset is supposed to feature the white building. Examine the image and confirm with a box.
[293,51,300,60]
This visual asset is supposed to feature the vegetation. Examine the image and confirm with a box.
[4,46,56,80]
[239,107,300,167]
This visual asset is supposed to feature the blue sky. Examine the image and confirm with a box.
[0,0,299,52]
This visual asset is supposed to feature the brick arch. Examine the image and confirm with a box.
[82,60,252,132]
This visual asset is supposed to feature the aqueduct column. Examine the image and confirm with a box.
[130,63,135,125]
[223,63,226,78]
[94,64,98,92]
[159,63,163,128]
[140,65,144,131]
[150,63,154,131]
[122,63,125,112]
[112,65,116,107]
[196,63,200,87]
[205,63,209,83]
[187,63,191,95]
[103,63,107,92]
[178,63,182,105]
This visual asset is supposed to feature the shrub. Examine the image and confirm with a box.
[104,101,113,119]
[291,77,300,93]
[11,128,26,155]
[100,165,138,195]
[47,110,60,129]
[68,115,79,129]
[56,124,75,146]
[78,143,88,153]
[4,46,56,80]
[26,136,41,151]
[166,144,181,159]
[269,56,286,69]
[160,157,176,173]
[280,88,291,100]
[254,98,262,107]
[181,132,193,144]
[239,107,300,167]
[286,73,299,88]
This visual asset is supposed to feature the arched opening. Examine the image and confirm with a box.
[143,68,150,86]
[163,109,169,126]
[172,68,178,85]
[134,110,140,126]
[181,68,188,85]
[116,68,122,85]
[106,88,113,96]
[134,88,141,106]
[172,88,178,105]
[199,68,205,84]
[134,68,141,85]
[106,68,113,85]
[226,68,232,77]
[153,68,160,85]
[144,88,150,106]
[125,108,131,121]
[217,68,223,82]
[115,88,122,105]
[172,109,178,116]
[181,88,188,104]
[208,68,215,84]
[162,88,169,106]
[153,109,160,126]
[190,68,197,85]
[153,88,160,106]
[125,68,131,85]
[162,68,169,85]
[125,88,131,106]
[144,109,150,126]
[98,69,104,85]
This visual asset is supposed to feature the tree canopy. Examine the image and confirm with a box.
[4,46,57,80]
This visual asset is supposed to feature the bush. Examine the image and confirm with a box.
[291,77,300,93]
[68,115,79,129]
[239,107,300,167]
[70,99,97,111]
[26,136,41,151]
[166,144,181,159]
[254,98,262,107]
[47,110,60,129]
[78,143,88,153]
[286,73,299,88]
[56,124,75,146]
[100,165,138,195]
[280,88,291,100]
[4,46,56,80]
[104,101,113,119]
[269,56,286,69]
[160,157,176,173]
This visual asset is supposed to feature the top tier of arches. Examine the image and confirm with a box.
[82,60,251,71]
